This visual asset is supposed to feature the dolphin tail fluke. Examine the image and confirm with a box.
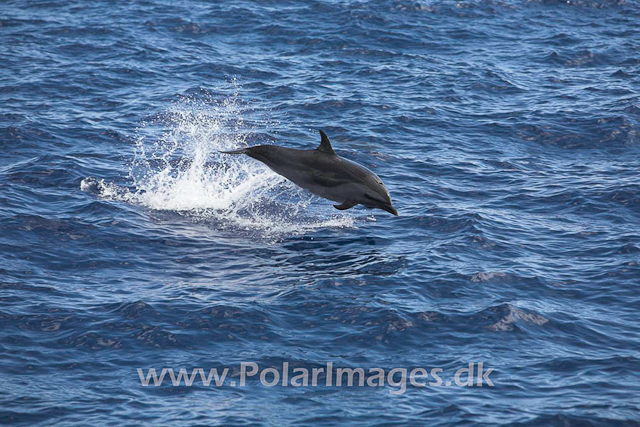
[334,201,358,211]
[219,148,249,155]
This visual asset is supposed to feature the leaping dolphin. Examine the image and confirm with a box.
[220,130,398,215]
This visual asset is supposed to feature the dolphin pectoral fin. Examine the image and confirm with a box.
[333,201,358,211]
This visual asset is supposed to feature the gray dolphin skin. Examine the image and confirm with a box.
[220,130,398,215]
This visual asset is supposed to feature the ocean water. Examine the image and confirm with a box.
[1,0,639,425]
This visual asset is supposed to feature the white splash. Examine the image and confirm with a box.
[81,87,356,237]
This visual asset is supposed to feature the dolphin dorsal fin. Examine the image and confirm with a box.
[317,130,335,155]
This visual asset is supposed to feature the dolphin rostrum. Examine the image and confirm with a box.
[220,130,398,215]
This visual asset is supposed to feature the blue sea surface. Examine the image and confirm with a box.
[1,0,639,425]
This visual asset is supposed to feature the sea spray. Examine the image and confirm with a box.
[81,89,356,237]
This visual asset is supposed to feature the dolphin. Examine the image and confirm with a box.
[220,130,398,215]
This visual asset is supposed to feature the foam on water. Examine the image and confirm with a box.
[81,89,356,236]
